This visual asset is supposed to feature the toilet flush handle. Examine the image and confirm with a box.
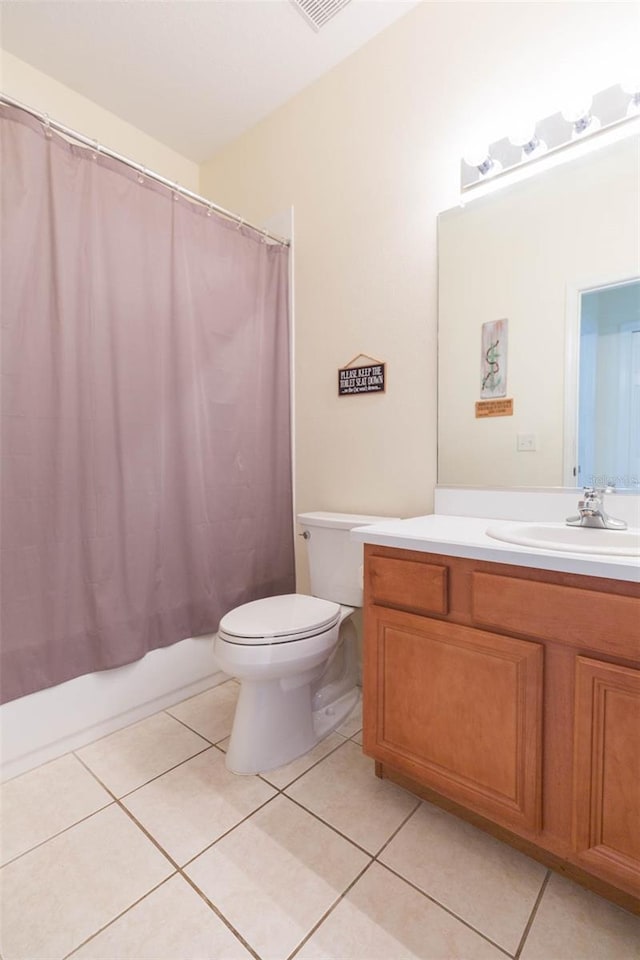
[299,530,310,540]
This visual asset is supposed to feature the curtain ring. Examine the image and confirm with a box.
[43,114,53,139]
[137,166,146,184]
[90,139,100,161]
[260,228,268,243]
[236,218,244,231]
[172,182,180,201]
[206,204,214,217]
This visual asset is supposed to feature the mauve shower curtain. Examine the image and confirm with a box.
[0,105,294,704]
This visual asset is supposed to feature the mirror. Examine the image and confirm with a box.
[437,135,640,489]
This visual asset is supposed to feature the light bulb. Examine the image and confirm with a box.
[463,146,501,177]
[463,145,489,166]
[508,123,547,159]
[562,97,599,138]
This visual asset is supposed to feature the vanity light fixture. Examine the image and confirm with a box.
[461,81,640,195]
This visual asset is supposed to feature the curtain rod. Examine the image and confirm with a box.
[0,93,290,248]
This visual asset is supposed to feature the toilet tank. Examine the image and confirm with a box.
[297,511,397,607]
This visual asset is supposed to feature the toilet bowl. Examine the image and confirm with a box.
[216,594,358,774]
[214,511,395,775]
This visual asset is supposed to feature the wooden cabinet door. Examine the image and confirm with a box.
[363,605,543,832]
[573,657,640,895]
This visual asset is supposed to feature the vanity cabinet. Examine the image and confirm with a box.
[362,544,640,910]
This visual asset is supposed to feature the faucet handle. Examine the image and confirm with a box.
[568,486,626,529]
[584,485,615,495]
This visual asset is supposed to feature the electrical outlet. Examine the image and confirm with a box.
[517,434,536,452]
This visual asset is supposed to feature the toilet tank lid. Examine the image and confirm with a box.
[297,511,399,530]
[219,594,340,640]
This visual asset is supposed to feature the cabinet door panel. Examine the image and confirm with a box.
[573,657,640,894]
[364,606,543,832]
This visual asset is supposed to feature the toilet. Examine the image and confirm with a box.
[214,511,393,775]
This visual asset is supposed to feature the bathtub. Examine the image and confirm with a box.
[1,636,224,780]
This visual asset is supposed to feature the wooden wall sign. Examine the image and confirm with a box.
[338,354,386,396]
[475,398,514,418]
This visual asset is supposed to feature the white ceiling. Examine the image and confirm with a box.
[0,0,420,162]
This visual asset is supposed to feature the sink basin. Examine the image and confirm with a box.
[486,522,640,557]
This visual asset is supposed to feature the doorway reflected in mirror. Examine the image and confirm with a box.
[577,279,640,489]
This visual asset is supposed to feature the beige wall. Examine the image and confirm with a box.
[200,1,639,543]
[1,51,199,190]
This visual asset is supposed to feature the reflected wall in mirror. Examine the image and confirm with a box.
[438,135,640,489]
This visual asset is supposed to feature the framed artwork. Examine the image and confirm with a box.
[481,318,508,398]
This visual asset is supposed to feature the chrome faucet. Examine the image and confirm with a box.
[566,487,627,530]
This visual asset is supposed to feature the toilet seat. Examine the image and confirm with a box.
[218,594,341,646]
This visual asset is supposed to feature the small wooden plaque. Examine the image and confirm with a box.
[475,398,514,418]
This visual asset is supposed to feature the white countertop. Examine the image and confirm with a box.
[351,515,640,583]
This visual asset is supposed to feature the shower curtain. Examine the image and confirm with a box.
[0,104,294,704]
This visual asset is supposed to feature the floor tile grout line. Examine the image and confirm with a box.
[274,772,547,959]
[161,707,229,748]
[514,869,551,959]
[48,790,264,960]
[258,732,351,791]
[285,857,376,960]
[73,741,215,803]
[0,745,81,786]
[61,872,179,960]
[0,734,356,872]
[73,752,128,802]
[178,867,263,960]
[162,710,217,744]
[179,792,281,870]
[116,743,216,800]
[281,792,378,859]
[0,797,116,869]
[119,780,337,960]
[164,766,386,957]
[174,746,372,871]
[372,796,422,858]
[375,859,516,959]
[114,798,184,872]
[63,699,213,756]
[100,794,269,957]
[72,744,365,880]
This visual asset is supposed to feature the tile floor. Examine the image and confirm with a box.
[1,680,639,960]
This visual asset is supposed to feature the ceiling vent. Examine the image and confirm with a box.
[290,0,353,32]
